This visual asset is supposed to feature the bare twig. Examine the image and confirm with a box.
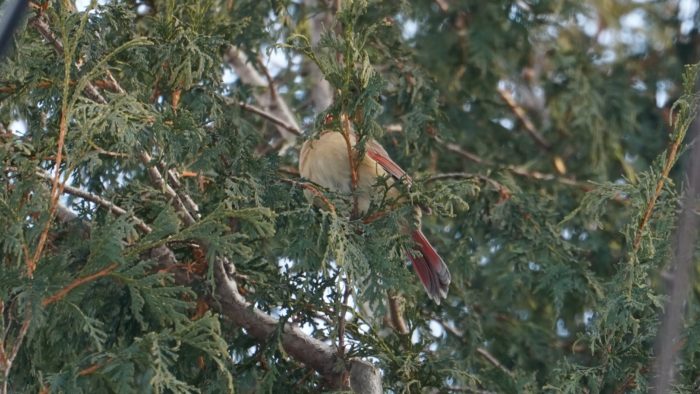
[77,361,107,376]
[497,86,551,150]
[35,170,153,234]
[236,100,302,136]
[475,347,514,378]
[434,136,490,165]
[257,55,278,102]
[437,319,514,378]
[42,263,119,306]
[432,136,589,190]
[139,151,196,226]
[161,162,200,219]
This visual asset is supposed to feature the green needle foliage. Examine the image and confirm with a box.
[0,0,699,392]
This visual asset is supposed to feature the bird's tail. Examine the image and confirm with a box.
[407,230,451,304]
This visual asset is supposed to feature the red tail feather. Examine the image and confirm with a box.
[407,230,451,304]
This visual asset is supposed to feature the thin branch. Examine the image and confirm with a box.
[632,130,687,252]
[226,47,301,147]
[32,13,197,228]
[279,178,336,213]
[475,348,514,378]
[77,362,106,377]
[29,16,107,104]
[341,114,359,217]
[27,14,76,277]
[35,170,153,234]
[433,136,590,189]
[434,136,490,165]
[139,151,196,226]
[42,263,119,306]
[387,293,409,335]
[161,162,200,219]
[651,82,700,393]
[256,55,278,102]
[438,319,514,378]
[338,276,352,357]
[236,100,302,136]
[497,86,551,150]
[1,305,31,394]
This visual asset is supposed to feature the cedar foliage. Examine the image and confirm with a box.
[0,0,699,392]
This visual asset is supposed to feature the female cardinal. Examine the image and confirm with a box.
[299,129,451,304]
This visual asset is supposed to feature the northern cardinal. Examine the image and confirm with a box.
[299,129,451,304]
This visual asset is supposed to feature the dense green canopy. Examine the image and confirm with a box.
[1,0,699,392]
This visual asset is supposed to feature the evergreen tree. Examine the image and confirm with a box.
[0,0,699,392]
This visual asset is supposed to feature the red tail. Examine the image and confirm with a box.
[407,230,451,304]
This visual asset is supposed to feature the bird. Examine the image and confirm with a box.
[299,129,451,304]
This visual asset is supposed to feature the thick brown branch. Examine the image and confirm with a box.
[215,260,336,386]
[215,259,382,392]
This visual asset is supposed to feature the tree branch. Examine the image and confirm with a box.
[35,170,153,234]
[42,263,119,307]
[631,126,688,253]
[651,81,700,393]
[214,259,382,392]
[225,47,301,148]
[31,10,382,392]
[497,86,551,150]
[236,100,302,136]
